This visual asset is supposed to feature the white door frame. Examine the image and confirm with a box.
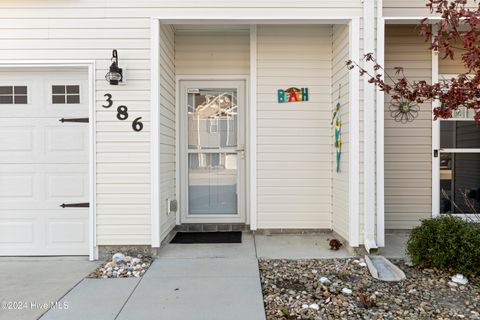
[0,61,97,260]
[177,79,247,224]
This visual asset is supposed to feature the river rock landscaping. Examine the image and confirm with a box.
[259,258,480,320]
[87,253,153,279]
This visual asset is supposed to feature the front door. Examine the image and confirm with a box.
[179,80,246,223]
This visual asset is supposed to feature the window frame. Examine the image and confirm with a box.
[50,84,82,105]
[0,85,29,105]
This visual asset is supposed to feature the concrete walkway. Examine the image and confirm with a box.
[255,233,351,259]
[36,232,354,320]
[41,233,265,320]
[380,231,410,259]
[0,258,100,320]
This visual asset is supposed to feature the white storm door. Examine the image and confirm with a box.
[180,80,246,223]
[0,69,90,255]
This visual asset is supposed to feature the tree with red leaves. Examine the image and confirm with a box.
[347,0,480,123]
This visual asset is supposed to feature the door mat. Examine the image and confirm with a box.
[170,231,242,244]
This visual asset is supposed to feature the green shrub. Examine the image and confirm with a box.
[406,215,480,275]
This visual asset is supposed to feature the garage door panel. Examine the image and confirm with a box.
[0,163,88,173]
[0,119,88,164]
[47,174,87,198]
[0,126,34,151]
[0,174,34,198]
[0,109,89,118]
[47,220,87,245]
[46,125,87,152]
[0,166,88,210]
[0,69,89,256]
[0,220,35,244]
[0,211,88,255]
[0,76,88,118]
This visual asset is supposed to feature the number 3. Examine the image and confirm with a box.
[103,93,113,108]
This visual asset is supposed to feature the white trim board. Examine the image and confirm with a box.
[348,18,360,247]
[150,18,161,247]
[363,0,378,251]
[431,24,440,218]
[154,18,358,25]
[383,17,442,23]
[376,16,386,247]
[0,60,97,260]
[249,25,257,230]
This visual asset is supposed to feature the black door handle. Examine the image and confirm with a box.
[60,202,89,208]
[59,118,89,123]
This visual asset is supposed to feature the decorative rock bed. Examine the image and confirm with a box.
[87,252,153,279]
[259,258,480,320]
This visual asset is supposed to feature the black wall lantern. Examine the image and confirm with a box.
[105,49,123,85]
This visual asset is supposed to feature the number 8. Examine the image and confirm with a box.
[117,105,128,120]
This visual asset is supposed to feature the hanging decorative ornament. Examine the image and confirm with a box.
[389,98,419,123]
[332,84,342,173]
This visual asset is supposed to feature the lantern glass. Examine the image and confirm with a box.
[105,50,123,85]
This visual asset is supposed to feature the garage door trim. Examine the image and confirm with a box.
[0,60,97,260]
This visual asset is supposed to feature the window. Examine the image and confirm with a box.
[440,152,480,213]
[440,121,480,149]
[0,86,28,104]
[52,85,80,104]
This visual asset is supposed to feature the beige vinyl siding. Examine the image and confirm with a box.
[383,0,478,18]
[384,25,432,229]
[256,25,333,229]
[382,0,432,18]
[175,29,250,75]
[159,24,176,241]
[331,24,350,241]
[439,45,468,75]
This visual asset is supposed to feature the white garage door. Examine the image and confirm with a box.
[0,69,90,256]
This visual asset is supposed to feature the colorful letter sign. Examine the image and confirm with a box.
[278,87,308,103]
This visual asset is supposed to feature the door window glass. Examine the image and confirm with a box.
[188,153,237,214]
[187,89,238,149]
[186,88,239,215]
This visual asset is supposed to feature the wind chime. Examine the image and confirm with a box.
[331,84,342,173]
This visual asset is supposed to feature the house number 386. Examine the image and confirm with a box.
[103,93,143,132]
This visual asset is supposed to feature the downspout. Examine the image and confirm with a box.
[363,0,378,252]
[376,0,385,247]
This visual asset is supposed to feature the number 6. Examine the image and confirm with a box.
[132,117,143,132]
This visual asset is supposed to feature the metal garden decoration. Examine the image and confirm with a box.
[389,98,419,123]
